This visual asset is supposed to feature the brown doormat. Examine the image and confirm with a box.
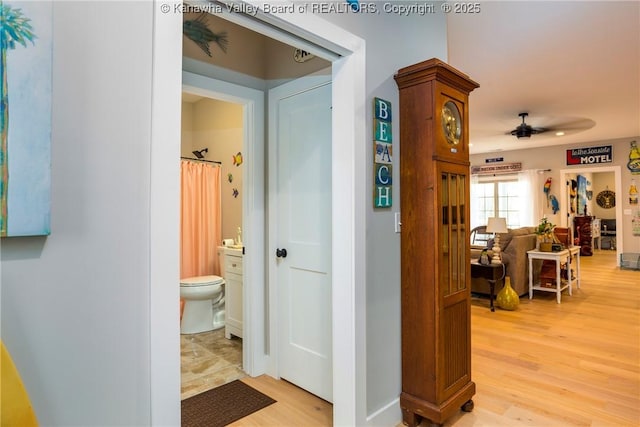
[182,380,276,427]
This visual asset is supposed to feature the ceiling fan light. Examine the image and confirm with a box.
[512,124,532,138]
[555,131,565,136]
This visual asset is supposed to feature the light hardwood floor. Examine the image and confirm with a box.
[236,375,333,427]
[444,249,640,426]
[231,249,639,426]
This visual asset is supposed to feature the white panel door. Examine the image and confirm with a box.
[269,77,332,402]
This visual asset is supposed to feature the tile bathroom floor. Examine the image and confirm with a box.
[181,328,245,400]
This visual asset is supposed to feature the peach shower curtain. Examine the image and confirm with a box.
[180,160,222,279]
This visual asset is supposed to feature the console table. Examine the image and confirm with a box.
[470,261,506,312]
[527,248,580,303]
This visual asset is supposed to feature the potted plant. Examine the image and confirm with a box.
[535,217,556,251]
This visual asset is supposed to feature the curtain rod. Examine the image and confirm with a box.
[181,157,222,165]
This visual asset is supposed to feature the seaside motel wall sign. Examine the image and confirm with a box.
[566,145,612,165]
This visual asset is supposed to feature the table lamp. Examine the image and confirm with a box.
[486,217,508,264]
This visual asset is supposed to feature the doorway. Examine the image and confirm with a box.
[179,91,246,399]
[150,7,367,425]
[184,67,335,406]
[182,72,265,380]
[559,166,623,265]
[182,70,334,402]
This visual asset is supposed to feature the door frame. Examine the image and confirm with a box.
[182,71,266,376]
[559,165,623,264]
[149,2,367,425]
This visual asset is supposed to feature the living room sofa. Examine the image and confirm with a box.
[470,226,539,296]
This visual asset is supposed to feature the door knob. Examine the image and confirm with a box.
[276,248,288,258]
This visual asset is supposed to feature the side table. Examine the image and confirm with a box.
[568,245,581,289]
[470,261,506,311]
[527,249,576,303]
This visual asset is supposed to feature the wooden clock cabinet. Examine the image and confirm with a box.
[394,59,479,427]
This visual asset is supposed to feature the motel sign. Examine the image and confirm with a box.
[566,145,612,165]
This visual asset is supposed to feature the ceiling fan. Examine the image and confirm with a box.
[508,112,596,139]
[510,112,547,139]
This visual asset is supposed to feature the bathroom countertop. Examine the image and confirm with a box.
[223,247,243,256]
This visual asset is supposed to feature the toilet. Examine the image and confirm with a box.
[180,275,225,334]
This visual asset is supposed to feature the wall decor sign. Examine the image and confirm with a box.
[485,157,504,163]
[373,97,392,208]
[293,48,315,63]
[1,1,52,237]
[470,162,522,175]
[596,189,615,209]
[628,140,640,174]
[566,145,612,166]
[632,210,640,236]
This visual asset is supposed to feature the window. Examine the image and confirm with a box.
[471,175,522,229]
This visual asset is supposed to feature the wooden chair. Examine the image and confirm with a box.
[470,225,491,248]
[1,341,38,426]
[554,227,571,248]
[539,227,574,286]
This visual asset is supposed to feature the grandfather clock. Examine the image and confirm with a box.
[394,58,479,427]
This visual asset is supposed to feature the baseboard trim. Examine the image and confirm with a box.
[366,397,402,427]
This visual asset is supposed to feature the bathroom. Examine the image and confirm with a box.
[179,93,245,399]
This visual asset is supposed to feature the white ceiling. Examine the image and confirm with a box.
[446,1,640,155]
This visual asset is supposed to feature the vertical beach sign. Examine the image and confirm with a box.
[374,97,392,208]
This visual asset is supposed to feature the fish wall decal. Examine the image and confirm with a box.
[183,13,228,57]
[232,152,243,166]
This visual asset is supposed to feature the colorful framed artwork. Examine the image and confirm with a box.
[577,174,588,215]
[1,1,52,236]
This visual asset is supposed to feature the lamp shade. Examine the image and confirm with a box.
[486,217,508,234]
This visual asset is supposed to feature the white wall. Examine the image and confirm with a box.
[181,101,195,156]
[1,2,157,425]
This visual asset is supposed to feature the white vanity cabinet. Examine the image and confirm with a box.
[223,248,243,339]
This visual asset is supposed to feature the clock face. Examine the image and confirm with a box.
[442,101,462,145]
[596,190,616,209]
